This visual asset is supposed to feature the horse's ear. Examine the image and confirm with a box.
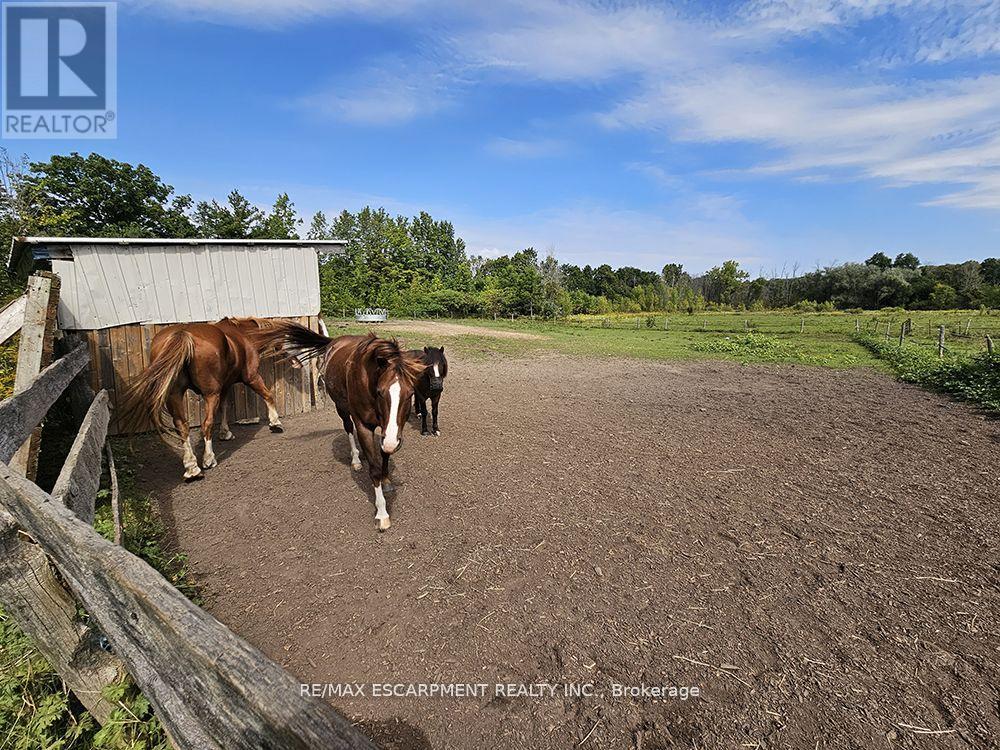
[439,346,444,354]
[423,346,429,353]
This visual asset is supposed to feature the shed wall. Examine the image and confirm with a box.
[53,243,321,330]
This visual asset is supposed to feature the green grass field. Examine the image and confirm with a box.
[354,309,1000,370]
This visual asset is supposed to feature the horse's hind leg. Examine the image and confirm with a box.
[167,391,202,481]
[246,373,283,432]
[336,404,362,471]
[200,392,220,469]
[218,390,235,441]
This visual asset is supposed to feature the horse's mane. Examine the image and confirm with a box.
[354,333,426,387]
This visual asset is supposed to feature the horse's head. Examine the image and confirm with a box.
[422,346,448,392]
[369,341,426,455]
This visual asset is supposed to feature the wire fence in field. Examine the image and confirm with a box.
[330,309,1000,356]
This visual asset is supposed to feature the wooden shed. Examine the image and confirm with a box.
[8,237,345,434]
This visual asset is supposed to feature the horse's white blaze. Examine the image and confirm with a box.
[382,379,401,452]
[374,483,390,529]
[433,364,440,377]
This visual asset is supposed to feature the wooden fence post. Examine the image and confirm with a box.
[800,317,805,333]
[938,325,945,357]
[11,273,60,478]
[898,322,905,347]
[987,334,994,356]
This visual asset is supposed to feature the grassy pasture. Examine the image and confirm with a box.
[362,309,1000,369]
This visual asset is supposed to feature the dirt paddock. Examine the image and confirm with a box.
[134,353,1000,749]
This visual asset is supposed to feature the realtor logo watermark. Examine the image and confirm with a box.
[2,2,116,138]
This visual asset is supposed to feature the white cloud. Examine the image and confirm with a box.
[485,137,567,158]
[291,64,454,124]
[456,3,705,82]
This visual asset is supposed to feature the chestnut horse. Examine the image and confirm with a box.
[122,317,283,480]
[256,322,426,530]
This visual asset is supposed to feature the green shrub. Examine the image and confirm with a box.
[854,334,1000,412]
[692,333,797,363]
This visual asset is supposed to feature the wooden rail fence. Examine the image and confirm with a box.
[0,274,375,749]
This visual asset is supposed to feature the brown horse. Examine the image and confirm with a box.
[122,317,283,481]
[255,322,426,530]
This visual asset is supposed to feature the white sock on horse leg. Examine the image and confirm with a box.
[219,404,234,440]
[348,433,362,469]
[182,436,200,478]
[267,402,281,426]
[374,483,390,530]
[203,437,217,468]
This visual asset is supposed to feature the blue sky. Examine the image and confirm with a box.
[9,0,1000,274]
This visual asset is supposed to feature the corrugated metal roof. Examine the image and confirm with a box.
[25,238,339,330]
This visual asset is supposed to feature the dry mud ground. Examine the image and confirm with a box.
[135,353,1000,749]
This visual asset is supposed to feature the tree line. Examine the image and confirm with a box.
[2,151,998,316]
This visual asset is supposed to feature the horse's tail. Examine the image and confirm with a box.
[251,320,332,362]
[120,329,195,435]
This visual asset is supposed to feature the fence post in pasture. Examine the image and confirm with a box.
[702,319,707,331]
[898,323,905,348]
[11,272,60,479]
[938,325,946,357]
[966,319,972,335]
[905,318,912,336]
[800,317,805,334]
[855,318,861,332]
[986,334,994,356]
[663,317,668,331]
[51,390,110,525]
[884,322,891,342]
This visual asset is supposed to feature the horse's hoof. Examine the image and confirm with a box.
[433,430,441,437]
[269,424,284,433]
[219,431,235,441]
[203,457,218,469]
[421,430,431,436]
[351,461,363,471]
[376,516,392,531]
[383,481,395,493]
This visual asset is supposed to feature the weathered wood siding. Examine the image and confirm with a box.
[52,243,322,330]
[79,316,328,435]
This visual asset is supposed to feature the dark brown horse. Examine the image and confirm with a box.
[123,317,283,481]
[255,322,426,530]
[410,346,448,436]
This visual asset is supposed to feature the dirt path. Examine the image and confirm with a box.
[135,354,1000,749]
